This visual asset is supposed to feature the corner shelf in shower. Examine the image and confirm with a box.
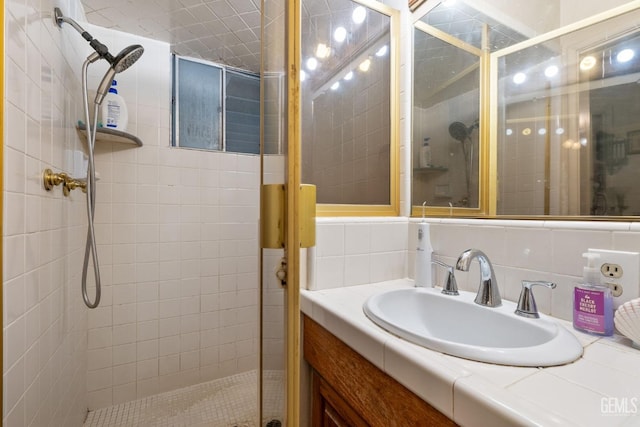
[413,166,448,174]
[76,124,143,147]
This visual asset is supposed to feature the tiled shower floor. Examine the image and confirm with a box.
[84,370,283,427]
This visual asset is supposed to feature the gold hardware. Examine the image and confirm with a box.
[262,184,286,249]
[262,184,316,249]
[299,184,316,248]
[43,168,66,191]
[64,178,87,196]
[43,168,87,196]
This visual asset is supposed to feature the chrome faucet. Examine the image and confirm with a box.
[455,249,502,307]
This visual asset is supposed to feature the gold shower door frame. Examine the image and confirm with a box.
[284,0,302,423]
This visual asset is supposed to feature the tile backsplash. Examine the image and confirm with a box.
[310,217,640,323]
[309,217,408,290]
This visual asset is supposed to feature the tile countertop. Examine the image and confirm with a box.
[300,279,640,427]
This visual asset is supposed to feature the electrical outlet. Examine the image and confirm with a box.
[588,249,640,308]
[601,263,623,278]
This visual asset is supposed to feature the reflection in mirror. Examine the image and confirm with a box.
[301,0,393,205]
[412,27,481,208]
[497,8,640,216]
[417,0,528,51]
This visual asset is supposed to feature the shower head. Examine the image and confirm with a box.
[95,45,144,104]
[449,121,469,142]
[448,120,479,142]
[54,7,145,104]
[54,7,144,73]
[113,45,144,73]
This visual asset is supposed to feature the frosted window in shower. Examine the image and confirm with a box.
[173,57,223,150]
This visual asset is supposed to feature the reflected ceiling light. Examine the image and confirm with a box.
[359,58,371,72]
[506,128,513,136]
[522,127,532,136]
[315,43,331,59]
[580,55,596,71]
[300,70,306,82]
[617,48,635,63]
[572,141,581,150]
[344,71,353,81]
[352,6,366,24]
[334,26,347,43]
[562,139,573,149]
[544,65,559,78]
[556,127,565,135]
[306,57,318,71]
[375,45,388,57]
[538,128,547,135]
[580,138,588,146]
[331,82,340,91]
[513,72,526,84]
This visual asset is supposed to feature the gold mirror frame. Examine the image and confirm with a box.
[411,0,640,221]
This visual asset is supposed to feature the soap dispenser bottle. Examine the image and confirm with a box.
[414,205,433,287]
[101,80,128,131]
[573,252,613,336]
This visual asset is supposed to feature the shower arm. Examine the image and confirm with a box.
[54,7,115,63]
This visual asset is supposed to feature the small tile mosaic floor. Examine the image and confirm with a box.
[84,370,283,427]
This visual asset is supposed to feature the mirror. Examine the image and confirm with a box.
[412,0,640,218]
[497,6,640,216]
[300,0,398,212]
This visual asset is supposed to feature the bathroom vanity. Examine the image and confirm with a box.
[302,279,640,426]
[304,315,454,426]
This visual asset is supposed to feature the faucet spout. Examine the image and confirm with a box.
[455,249,502,307]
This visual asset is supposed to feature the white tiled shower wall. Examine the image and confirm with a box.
[310,217,640,324]
[3,0,90,425]
[82,26,260,409]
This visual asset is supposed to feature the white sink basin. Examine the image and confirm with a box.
[363,287,583,367]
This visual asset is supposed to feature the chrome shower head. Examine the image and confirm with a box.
[113,45,144,73]
[94,45,144,105]
[53,8,144,73]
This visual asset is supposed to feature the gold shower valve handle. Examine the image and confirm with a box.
[64,178,87,196]
[43,168,67,191]
[43,168,86,196]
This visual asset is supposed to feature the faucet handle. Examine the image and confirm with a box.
[515,280,556,318]
[431,259,459,296]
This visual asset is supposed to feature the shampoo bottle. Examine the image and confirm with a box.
[573,252,614,336]
[101,80,128,131]
[420,137,432,168]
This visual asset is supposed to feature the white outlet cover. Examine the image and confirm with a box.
[588,248,640,308]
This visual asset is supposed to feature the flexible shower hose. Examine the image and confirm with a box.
[80,57,102,308]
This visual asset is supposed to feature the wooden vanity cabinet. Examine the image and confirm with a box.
[304,315,457,427]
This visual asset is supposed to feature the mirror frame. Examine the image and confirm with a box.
[309,0,401,217]
[411,0,640,220]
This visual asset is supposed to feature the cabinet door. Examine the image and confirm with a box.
[312,372,369,427]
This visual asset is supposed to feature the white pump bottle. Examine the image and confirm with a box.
[101,80,128,131]
[414,205,433,287]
